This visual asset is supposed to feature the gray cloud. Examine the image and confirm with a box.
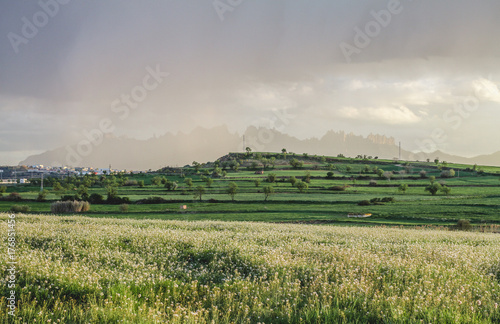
[1,0,500,165]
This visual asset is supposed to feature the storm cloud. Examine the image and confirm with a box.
[1,0,500,165]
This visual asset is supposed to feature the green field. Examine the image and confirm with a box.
[1,152,499,227]
[1,214,499,323]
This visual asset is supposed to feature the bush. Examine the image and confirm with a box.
[36,190,48,202]
[136,196,167,204]
[441,169,456,178]
[88,193,104,204]
[123,180,138,186]
[456,219,472,231]
[381,197,396,203]
[358,200,371,206]
[369,180,377,186]
[106,196,131,205]
[61,194,80,201]
[5,192,22,201]
[119,204,129,212]
[326,171,334,179]
[329,185,348,191]
[51,200,90,213]
[10,205,30,213]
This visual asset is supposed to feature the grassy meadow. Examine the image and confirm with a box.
[1,214,499,323]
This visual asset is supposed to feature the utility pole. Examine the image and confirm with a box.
[41,172,44,191]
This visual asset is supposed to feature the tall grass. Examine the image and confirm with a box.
[0,214,499,323]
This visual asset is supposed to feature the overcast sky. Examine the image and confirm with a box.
[1,0,500,165]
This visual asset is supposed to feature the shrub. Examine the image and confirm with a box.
[10,205,30,213]
[36,190,48,202]
[88,193,104,204]
[329,185,348,191]
[136,196,167,204]
[441,169,456,178]
[5,192,22,201]
[61,194,80,201]
[119,204,129,212]
[456,219,472,231]
[51,200,90,213]
[358,200,371,206]
[381,197,396,203]
[123,180,138,186]
[369,180,377,186]
[106,196,131,205]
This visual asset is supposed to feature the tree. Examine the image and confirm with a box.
[429,176,436,184]
[184,178,193,189]
[192,161,201,172]
[303,171,311,183]
[151,176,163,186]
[376,169,384,178]
[269,157,276,169]
[204,177,214,188]
[288,176,297,186]
[254,179,261,187]
[193,186,206,201]
[326,171,334,179]
[398,184,408,194]
[106,185,118,200]
[36,190,48,202]
[282,148,287,160]
[137,180,145,188]
[296,181,308,193]
[419,170,427,178]
[263,185,274,201]
[289,158,303,169]
[383,171,393,181]
[245,147,252,156]
[425,183,441,196]
[165,180,178,191]
[261,158,269,170]
[440,185,451,196]
[53,182,64,193]
[434,158,439,165]
[0,186,6,197]
[441,169,455,178]
[267,173,277,183]
[226,182,238,201]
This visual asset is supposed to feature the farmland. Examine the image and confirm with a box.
[1,152,499,227]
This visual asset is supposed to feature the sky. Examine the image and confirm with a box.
[1,0,500,165]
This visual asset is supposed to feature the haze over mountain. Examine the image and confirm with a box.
[19,126,500,170]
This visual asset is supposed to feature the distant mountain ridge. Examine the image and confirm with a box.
[19,126,500,169]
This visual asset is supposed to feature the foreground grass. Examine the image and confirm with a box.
[1,214,499,323]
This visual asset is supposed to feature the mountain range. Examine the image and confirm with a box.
[19,126,500,170]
